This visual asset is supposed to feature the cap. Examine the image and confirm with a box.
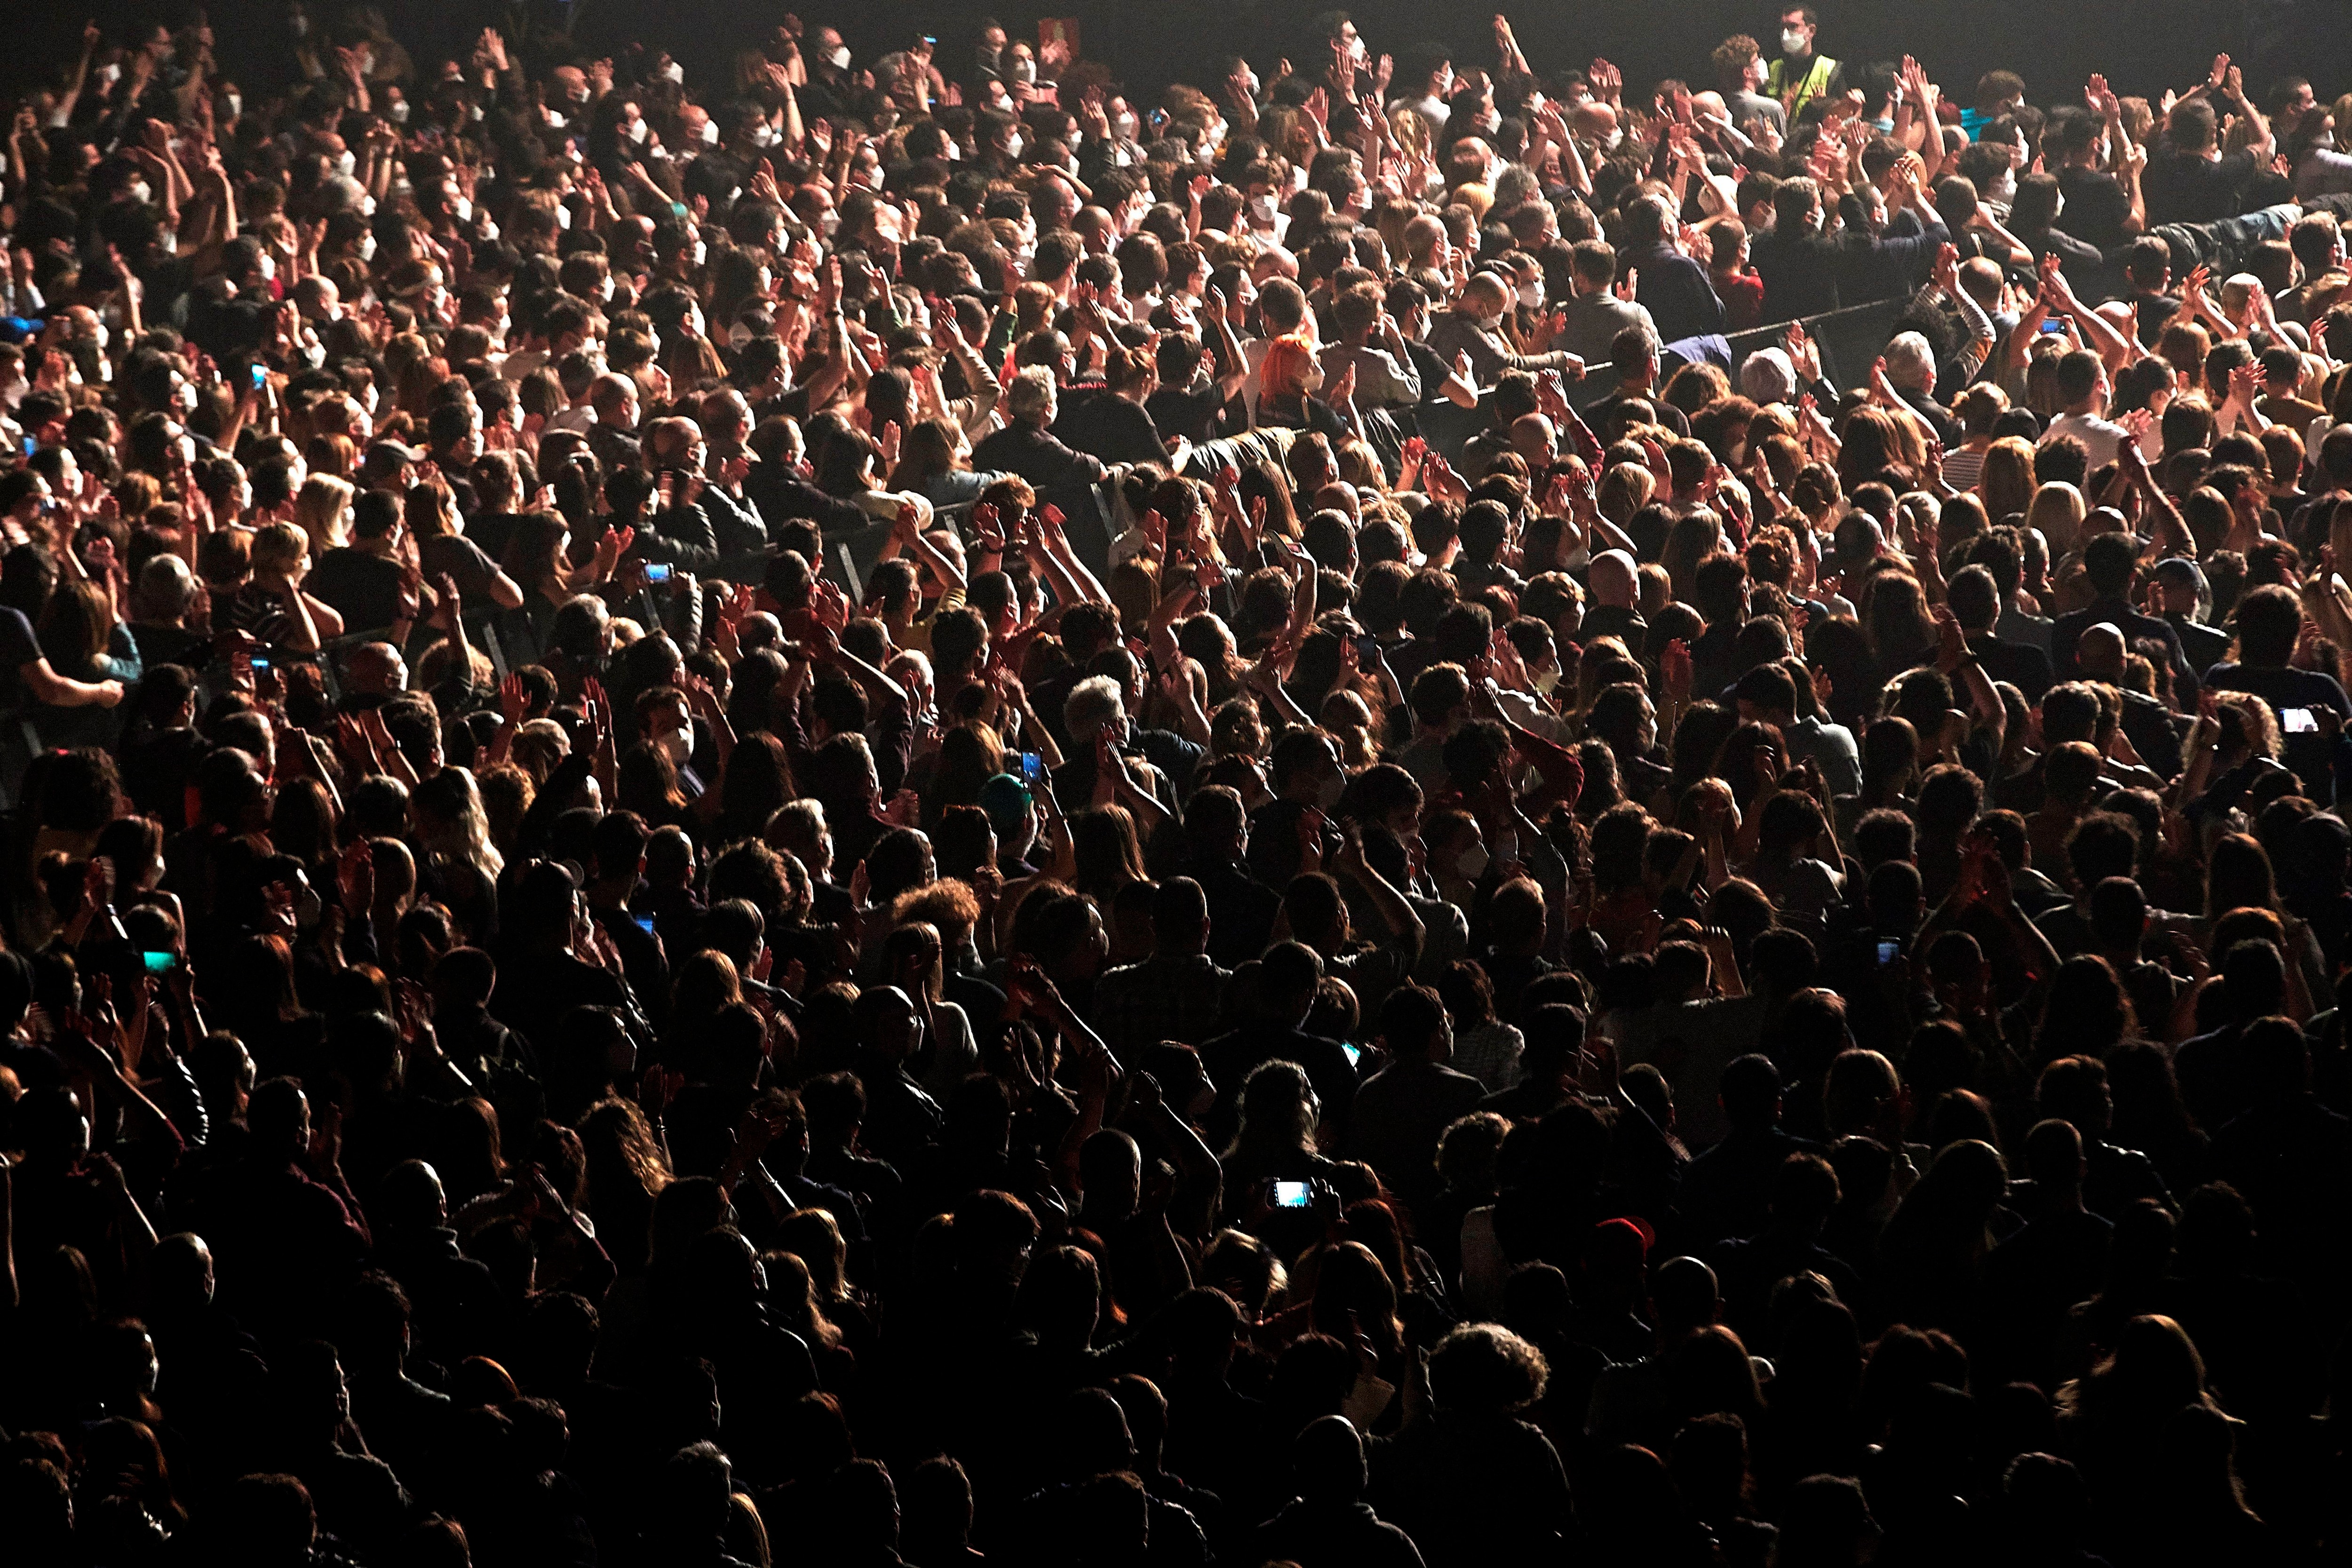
[977,772,1034,830]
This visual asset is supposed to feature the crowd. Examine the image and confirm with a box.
[3,3,2352,1566]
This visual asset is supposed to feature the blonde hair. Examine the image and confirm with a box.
[250,520,310,575]
[1978,437,2037,522]
[292,474,356,556]
[2027,481,2089,557]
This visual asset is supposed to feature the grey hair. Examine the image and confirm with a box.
[1740,346,1796,405]
[1064,674,1127,742]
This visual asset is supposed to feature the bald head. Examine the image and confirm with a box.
[1592,549,1639,609]
[2077,621,2126,680]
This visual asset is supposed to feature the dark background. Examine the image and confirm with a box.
[8,0,2351,129]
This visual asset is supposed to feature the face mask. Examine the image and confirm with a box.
[1781,28,1807,53]
[627,118,649,144]
[751,122,779,148]
[359,232,378,262]
[556,204,572,231]
[568,86,591,106]
[453,195,473,223]
[701,119,721,146]
[728,320,754,348]
[600,277,616,303]
[336,150,357,176]
[826,46,850,70]
[1249,193,1277,223]
[388,98,408,123]
[1517,281,1542,309]
[1457,842,1490,880]
[99,62,121,84]
[661,60,685,84]
[0,375,24,408]
[127,180,153,205]
[821,210,840,237]
[1004,134,1024,160]
[225,93,242,118]
[692,239,708,267]
[2050,194,2066,223]
[1533,666,1561,695]
[1314,772,1343,809]
[1989,169,2016,204]
[257,254,277,283]
[1009,57,1035,84]
[658,724,694,764]
[544,109,569,129]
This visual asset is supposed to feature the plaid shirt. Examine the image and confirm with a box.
[1089,953,1232,1061]
[1451,1022,1526,1092]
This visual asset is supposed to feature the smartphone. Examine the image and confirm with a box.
[1019,750,1043,784]
[141,949,181,974]
[1272,1180,1314,1209]
[1875,939,1901,966]
[643,563,673,583]
[2039,318,2067,334]
[2285,707,2320,734]
[1342,1041,1362,1067]
[250,362,268,388]
[250,655,271,673]
[632,914,657,936]
[19,436,34,457]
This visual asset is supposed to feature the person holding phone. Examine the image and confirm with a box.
[2200,584,2352,793]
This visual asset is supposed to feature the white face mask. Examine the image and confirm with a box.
[657,724,694,764]
[0,374,26,408]
[701,119,720,146]
[359,232,378,262]
[336,149,358,176]
[1004,134,1024,160]
[1457,842,1490,880]
[225,93,242,118]
[388,97,407,123]
[1989,169,2017,204]
[1782,28,1808,54]
[826,46,850,70]
[1009,56,1034,84]
[1249,193,1277,223]
[1517,281,1542,310]
[627,118,649,144]
[127,180,153,205]
[99,61,121,84]
[555,204,572,231]
[661,60,685,84]
[692,239,708,267]
[453,195,473,223]
[257,254,277,283]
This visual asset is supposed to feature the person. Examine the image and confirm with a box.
[1764,6,1841,117]
[1251,1416,1427,1568]
[1344,983,1487,1210]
